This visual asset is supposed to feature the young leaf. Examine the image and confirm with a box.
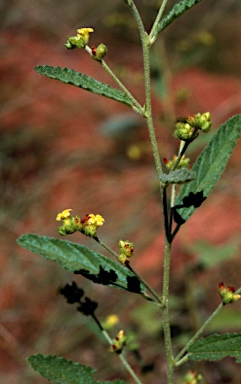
[159,168,196,185]
[17,234,145,294]
[175,114,241,222]
[188,333,241,363]
[34,65,133,108]
[28,354,127,384]
[154,0,203,37]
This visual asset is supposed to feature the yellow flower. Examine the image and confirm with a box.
[106,314,119,327]
[76,27,94,44]
[56,209,72,221]
[87,214,105,227]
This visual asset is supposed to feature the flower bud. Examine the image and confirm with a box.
[118,240,135,264]
[110,330,127,354]
[92,44,108,61]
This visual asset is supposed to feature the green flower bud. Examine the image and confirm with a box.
[92,44,108,61]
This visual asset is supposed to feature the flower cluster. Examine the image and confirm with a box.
[164,155,190,170]
[56,209,105,238]
[219,283,241,305]
[174,112,211,142]
[110,330,127,354]
[118,240,135,265]
[65,27,94,49]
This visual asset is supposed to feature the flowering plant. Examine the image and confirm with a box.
[17,1,241,383]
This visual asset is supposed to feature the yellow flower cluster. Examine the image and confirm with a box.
[55,209,105,238]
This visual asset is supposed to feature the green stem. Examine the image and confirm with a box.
[162,237,174,383]
[85,45,143,115]
[174,303,224,365]
[101,329,144,384]
[149,0,169,45]
[128,1,163,178]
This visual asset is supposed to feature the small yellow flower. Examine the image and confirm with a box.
[76,27,94,44]
[56,209,72,221]
[87,214,105,226]
[106,314,119,327]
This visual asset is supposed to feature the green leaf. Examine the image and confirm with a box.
[28,354,127,384]
[34,65,133,108]
[175,114,241,222]
[188,333,241,363]
[17,234,145,294]
[154,0,203,37]
[159,168,196,185]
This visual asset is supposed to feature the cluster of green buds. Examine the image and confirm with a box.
[219,283,241,305]
[56,209,105,238]
[65,27,94,49]
[174,112,211,142]
[110,330,127,354]
[164,154,190,170]
[183,370,203,384]
[118,240,135,265]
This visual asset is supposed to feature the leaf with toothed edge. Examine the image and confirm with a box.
[34,65,133,107]
[28,354,127,384]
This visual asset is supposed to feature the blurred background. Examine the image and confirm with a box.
[1,0,241,383]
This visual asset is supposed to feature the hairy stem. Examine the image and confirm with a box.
[162,236,174,382]
[149,0,169,45]
[129,1,163,178]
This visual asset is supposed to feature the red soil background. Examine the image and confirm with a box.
[1,1,241,383]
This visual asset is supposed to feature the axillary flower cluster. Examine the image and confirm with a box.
[56,209,105,238]
[219,282,241,305]
[64,27,107,61]
[174,112,212,142]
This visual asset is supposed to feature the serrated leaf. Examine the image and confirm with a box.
[28,354,127,384]
[188,333,241,363]
[154,0,203,37]
[34,65,133,108]
[159,168,196,184]
[175,114,241,222]
[17,234,144,294]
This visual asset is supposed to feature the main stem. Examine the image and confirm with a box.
[129,3,174,382]
[162,233,174,382]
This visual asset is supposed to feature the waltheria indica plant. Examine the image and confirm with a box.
[17,1,241,383]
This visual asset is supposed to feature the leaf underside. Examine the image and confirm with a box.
[159,168,196,184]
[17,234,144,294]
[34,65,133,108]
[28,354,127,384]
[175,114,241,222]
[188,333,241,363]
